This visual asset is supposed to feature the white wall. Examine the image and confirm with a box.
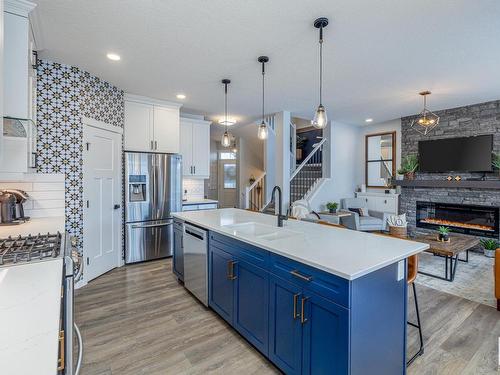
[308,121,361,211]
[238,137,264,207]
[357,118,402,190]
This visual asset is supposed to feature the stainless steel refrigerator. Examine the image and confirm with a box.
[124,152,182,263]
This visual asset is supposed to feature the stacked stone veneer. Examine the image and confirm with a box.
[400,100,500,240]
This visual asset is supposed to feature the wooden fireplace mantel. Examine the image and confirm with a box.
[393,179,500,189]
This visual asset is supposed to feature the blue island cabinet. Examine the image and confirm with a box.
[208,232,407,375]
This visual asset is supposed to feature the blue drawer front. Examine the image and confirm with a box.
[209,232,269,270]
[270,254,350,308]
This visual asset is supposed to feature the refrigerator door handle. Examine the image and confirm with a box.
[131,222,173,229]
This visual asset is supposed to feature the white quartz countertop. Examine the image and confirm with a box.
[172,208,429,280]
[0,216,65,238]
[182,199,218,205]
[0,259,63,375]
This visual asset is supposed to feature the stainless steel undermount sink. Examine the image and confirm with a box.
[223,222,299,241]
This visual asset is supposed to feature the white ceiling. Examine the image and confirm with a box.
[31,0,500,126]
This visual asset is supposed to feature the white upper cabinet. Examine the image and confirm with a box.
[153,105,179,153]
[4,10,29,118]
[180,118,211,178]
[124,101,153,152]
[179,120,193,176]
[124,94,181,153]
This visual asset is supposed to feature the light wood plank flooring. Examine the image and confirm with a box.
[76,259,500,375]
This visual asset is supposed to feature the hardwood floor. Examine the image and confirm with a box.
[76,259,500,375]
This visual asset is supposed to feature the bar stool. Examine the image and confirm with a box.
[407,254,424,366]
[374,231,424,366]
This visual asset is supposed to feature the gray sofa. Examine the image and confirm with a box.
[340,198,388,231]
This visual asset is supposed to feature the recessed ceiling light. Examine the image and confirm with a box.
[176,94,186,99]
[218,119,236,126]
[106,53,121,61]
[365,118,373,123]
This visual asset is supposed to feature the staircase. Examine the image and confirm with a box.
[289,138,326,204]
[244,173,266,211]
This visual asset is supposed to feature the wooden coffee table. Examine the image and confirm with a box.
[412,233,480,282]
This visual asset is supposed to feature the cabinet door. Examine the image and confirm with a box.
[233,259,269,355]
[179,120,193,176]
[302,292,349,375]
[153,106,179,153]
[173,227,184,281]
[269,275,303,375]
[192,122,210,177]
[377,197,397,214]
[4,12,29,118]
[209,245,235,324]
[124,101,153,151]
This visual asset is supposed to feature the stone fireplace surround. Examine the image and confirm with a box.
[399,99,500,240]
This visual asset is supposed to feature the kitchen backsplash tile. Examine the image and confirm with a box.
[0,173,65,218]
[183,179,205,200]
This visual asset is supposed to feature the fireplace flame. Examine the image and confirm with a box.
[420,218,494,232]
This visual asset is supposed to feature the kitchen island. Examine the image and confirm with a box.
[172,208,429,375]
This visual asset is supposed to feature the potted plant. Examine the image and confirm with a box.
[296,135,307,161]
[397,155,419,180]
[492,152,500,177]
[480,238,499,258]
[326,202,338,214]
[437,226,450,242]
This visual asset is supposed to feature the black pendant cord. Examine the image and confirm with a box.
[262,61,265,123]
[319,26,323,106]
[224,81,228,133]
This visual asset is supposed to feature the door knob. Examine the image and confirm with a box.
[114,204,121,209]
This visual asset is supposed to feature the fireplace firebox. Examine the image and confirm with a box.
[416,201,499,238]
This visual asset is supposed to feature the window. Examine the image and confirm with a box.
[219,152,236,160]
[365,132,396,188]
[223,163,237,189]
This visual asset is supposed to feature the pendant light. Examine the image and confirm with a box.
[221,79,232,147]
[257,56,269,140]
[311,17,329,129]
[410,91,440,136]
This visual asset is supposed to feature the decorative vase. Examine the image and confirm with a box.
[405,172,415,180]
[484,248,496,258]
[438,233,449,242]
[328,208,337,214]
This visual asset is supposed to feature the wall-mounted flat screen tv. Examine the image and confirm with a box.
[418,135,493,172]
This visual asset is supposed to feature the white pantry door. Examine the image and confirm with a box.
[83,122,122,282]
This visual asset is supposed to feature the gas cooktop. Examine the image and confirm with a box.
[0,232,62,266]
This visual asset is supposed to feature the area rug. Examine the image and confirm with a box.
[415,250,496,308]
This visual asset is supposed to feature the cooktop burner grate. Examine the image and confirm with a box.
[0,232,62,265]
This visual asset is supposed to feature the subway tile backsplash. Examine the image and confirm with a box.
[183,179,205,200]
[0,174,65,218]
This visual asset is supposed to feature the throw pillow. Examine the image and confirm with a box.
[349,208,368,216]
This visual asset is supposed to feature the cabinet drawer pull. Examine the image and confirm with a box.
[150,140,154,150]
[227,260,237,280]
[293,293,300,319]
[301,297,309,324]
[291,270,312,282]
[155,140,158,150]
[57,330,65,371]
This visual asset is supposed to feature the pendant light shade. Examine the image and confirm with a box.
[221,79,232,147]
[222,130,231,148]
[257,121,268,140]
[311,18,329,129]
[410,91,440,136]
[257,56,269,140]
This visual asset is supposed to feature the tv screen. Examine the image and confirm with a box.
[418,135,493,173]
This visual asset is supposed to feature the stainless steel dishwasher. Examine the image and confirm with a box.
[183,223,208,306]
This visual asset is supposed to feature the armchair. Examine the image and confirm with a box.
[340,198,388,231]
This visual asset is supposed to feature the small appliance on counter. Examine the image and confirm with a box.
[0,189,30,225]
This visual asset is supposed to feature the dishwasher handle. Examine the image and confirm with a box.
[184,225,206,241]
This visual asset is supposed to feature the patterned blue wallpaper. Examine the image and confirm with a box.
[36,60,124,252]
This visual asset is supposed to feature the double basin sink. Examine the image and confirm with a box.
[222,222,300,242]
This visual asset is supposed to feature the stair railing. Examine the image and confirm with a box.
[245,172,266,211]
[289,138,327,203]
